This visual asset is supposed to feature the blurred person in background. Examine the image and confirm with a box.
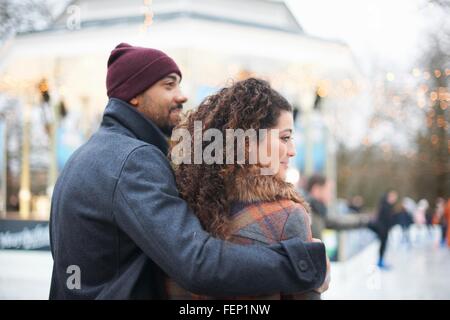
[370,190,398,270]
[396,197,415,247]
[444,198,450,248]
[348,195,364,214]
[425,200,436,237]
[433,198,446,247]
[414,199,429,244]
[305,175,371,241]
[415,199,428,225]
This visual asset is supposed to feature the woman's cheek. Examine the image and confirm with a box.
[279,142,287,159]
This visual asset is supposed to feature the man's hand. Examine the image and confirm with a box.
[312,238,331,294]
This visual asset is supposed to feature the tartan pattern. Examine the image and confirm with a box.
[228,199,312,244]
[165,199,317,300]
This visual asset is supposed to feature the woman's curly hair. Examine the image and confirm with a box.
[169,78,293,238]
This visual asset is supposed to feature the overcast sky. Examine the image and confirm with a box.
[285,0,430,74]
[283,0,447,150]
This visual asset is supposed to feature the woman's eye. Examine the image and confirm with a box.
[281,136,291,142]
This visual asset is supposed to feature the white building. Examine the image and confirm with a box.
[0,0,365,219]
[1,0,362,115]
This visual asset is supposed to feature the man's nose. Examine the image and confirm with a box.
[175,92,188,104]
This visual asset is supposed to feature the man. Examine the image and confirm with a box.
[305,175,371,241]
[49,43,329,299]
[348,195,364,214]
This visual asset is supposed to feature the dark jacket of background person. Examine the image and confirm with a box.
[375,194,396,231]
[371,192,398,265]
[396,208,414,229]
[167,174,321,300]
[49,98,327,299]
[307,196,370,240]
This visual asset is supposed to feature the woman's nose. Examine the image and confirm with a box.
[287,142,296,157]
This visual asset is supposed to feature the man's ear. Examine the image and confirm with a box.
[129,97,139,107]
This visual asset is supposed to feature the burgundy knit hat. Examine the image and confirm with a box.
[106,43,182,102]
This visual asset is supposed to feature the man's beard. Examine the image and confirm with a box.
[160,124,175,137]
[160,104,183,137]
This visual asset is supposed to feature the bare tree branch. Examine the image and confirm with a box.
[0,0,54,40]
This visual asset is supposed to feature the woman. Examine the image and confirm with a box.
[168,78,321,299]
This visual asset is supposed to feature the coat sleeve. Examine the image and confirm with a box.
[280,203,323,300]
[325,212,371,230]
[112,144,327,296]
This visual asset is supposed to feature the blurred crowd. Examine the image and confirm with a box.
[297,174,450,269]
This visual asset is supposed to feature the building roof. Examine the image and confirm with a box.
[43,0,304,34]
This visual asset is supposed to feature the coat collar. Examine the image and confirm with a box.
[101,98,169,155]
[227,168,310,212]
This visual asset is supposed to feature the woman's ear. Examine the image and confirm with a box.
[129,97,138,107]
